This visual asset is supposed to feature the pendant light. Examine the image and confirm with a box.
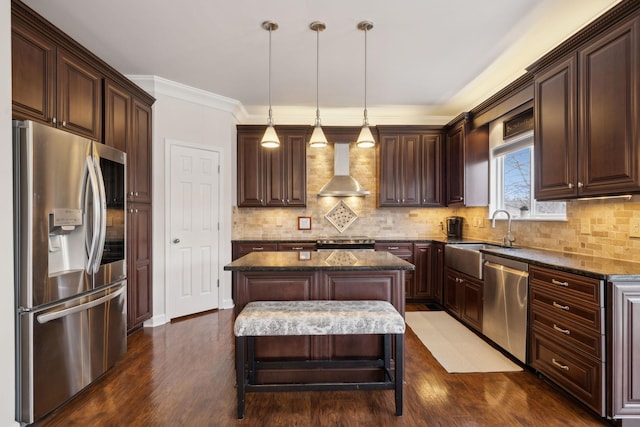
[261,21,280,148]
[309,21,328,148]
[356,21,375,148]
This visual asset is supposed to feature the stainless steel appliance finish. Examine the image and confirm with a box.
[446,216,463,239]
[317,143,370,197]
[482,254,529,363]
[444,243,496,280]
[316,236,375,251]
[13,120,127,425]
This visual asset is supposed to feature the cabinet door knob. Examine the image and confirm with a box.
[577,182,584,188]
[173,238,180,244]
[568,183,574,189]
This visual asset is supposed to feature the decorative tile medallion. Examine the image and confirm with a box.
[325,251,359,266]
[325,200,358,233]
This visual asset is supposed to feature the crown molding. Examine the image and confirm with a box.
[126,75,249,121]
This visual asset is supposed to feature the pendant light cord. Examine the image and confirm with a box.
[363,25,369,126]
[268,25,273,126]
[316,27,320,124]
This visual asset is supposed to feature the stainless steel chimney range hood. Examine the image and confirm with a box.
[317,143,370,197]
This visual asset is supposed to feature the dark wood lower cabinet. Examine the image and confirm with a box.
[232,269,404,383]
[444,267,483,332]
[413,243,433,299]
[529,266,605,416]
[375,242,414,300]
[127,202,152,332]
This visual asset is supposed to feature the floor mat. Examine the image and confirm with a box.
[406,311,522,373]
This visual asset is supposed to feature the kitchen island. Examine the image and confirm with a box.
[224,250,414,383]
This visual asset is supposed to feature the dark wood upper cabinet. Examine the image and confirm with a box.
[534,56,578,199]
[377,126,445,207]
[237,128,264,207]
[104,79,153,204]
[578,16,640,196]
[237,125,307,208]
[130,99,153,203]
[534,13,640,200]
[56,48,102,141]
[421,133,444,206]
[11,18,55,125]
[104,79,132,154]
[445,116,489,207]
[12,15,102,141]
[445,120,465,205]
[265,129,307,207]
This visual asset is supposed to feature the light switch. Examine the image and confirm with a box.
[580,221,591,235]
[630,218,640,238]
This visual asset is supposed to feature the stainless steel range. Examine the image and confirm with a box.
[316,236,375,251]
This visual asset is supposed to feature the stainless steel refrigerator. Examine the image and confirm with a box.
[13,120,127,425]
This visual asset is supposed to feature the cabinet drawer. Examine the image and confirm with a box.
[530,285,603,333]
[278,243,316,252]
[235,243,278,259]
[529,266,602,305]
[375,242,413,260]
[530,305,604,359]
[530,329,605,415]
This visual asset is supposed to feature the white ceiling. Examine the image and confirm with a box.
[22,0,621,124]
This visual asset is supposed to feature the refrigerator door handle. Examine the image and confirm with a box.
[92,154,107,274]
[36,284,126,324]
[85,156,101,274]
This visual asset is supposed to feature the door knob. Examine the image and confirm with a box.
[173,238,180,244]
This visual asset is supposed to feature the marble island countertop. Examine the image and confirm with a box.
[224,250,415,271]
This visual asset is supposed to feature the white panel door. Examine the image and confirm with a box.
[167,144,220,319]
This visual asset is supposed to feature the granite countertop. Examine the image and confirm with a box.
[224,251,415,272]
[478,246,640,281]
[231,237,639,280]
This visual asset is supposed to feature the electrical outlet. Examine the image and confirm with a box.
[630,218,640,238]
[580,221,591,235]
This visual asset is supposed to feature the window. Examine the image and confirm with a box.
[490,120,565,220]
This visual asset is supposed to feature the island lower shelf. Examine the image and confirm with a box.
[226,251,411,384]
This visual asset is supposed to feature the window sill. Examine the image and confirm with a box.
[489,217,567,222]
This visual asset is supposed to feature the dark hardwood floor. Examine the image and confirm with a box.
[36,305,608,426]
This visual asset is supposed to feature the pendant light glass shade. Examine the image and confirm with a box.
[356,125,375,148]
[309,124,328,147]
[356,21,375,148]
[261,21,280,148]
[309,21,328,148]
[261,124,280,148]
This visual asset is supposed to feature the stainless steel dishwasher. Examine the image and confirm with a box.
[483,254,529,363]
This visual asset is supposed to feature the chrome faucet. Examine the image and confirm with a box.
[491,209,515,247]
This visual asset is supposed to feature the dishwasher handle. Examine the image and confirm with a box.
[484,261,530,278]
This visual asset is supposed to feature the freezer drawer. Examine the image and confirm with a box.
[17,282,127,424]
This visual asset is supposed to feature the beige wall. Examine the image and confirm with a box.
[233,143,640,264]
